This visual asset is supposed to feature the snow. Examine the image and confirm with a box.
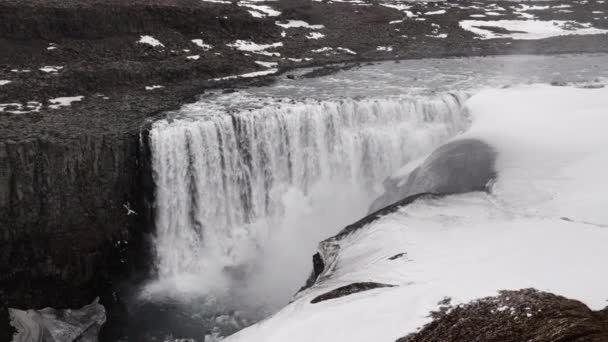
[137,35,164,47]
[376,46,393,52]
[192,39,213,51]
[39,66,63,73]
[211,68,278,81]
[227,40,283,56]
[226,84,608,342]
[145,85,164,91]
[460,20,608,40]
[0,80,11,86]
[425,9,446,15]
[48,96,84,109]
[306,32,325,40]
[186,55,200,60]
[248,10,265,18]
[337,47,357,55]
[240,4,281,17]
[312,47,333,53]
[275,20,324,29]
[254,61,278,68]
[0,101,42,114]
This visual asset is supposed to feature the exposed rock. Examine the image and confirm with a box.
[369,139,496,213]
[310,282,395,304]
[397,289,608,342]
[9,298,106,342]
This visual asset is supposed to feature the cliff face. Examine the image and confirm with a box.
[0,129,154,341]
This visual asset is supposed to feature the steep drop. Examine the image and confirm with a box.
[148,94,470,307]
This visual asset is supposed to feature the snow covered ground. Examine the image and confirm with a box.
[225,84,608,342]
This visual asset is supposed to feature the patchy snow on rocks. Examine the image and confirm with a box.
[137,35,164,47]
[460,20,608,40]
[48,96,84,109]
[306,32,326,40]
[275,20,324,29]
[211,68,278,81]
[225,84,608,342]
[191,39,213,51]
[186,55,201,60]
[227,40,283,57]
[145,85,165,91]
[254,61,278,68]
[376,46,394,52]
[0,80,11,86]
[39,66,63,73]
[0,101,42,114]
[239,3,281,17]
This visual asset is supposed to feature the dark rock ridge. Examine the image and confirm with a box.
[397,289,608,342]
[310,282,395,304]
[0,128,155,342]
[369,139,496,213]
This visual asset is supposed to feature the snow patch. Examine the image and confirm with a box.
[137,35,164,48]
[192,39,213,51]
[49,96,84,109]
[145,85,165,91]
[275,20,324,29]
[0,80,11,86]
[39,66,63,73]
[460,20,608,40]
[306,32,325,40]
[211,68,278,81]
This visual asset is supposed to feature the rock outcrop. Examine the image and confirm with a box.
[398,289,608,342]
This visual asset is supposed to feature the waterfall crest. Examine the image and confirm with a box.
[148,94,470,302]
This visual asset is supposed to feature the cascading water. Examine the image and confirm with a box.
[147,93,471,309]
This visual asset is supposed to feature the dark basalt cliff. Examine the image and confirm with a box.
[0,129,154,341]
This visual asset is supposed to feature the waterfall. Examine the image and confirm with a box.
[148,94,470,303]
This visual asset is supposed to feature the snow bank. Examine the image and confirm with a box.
[226,84,608,342]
